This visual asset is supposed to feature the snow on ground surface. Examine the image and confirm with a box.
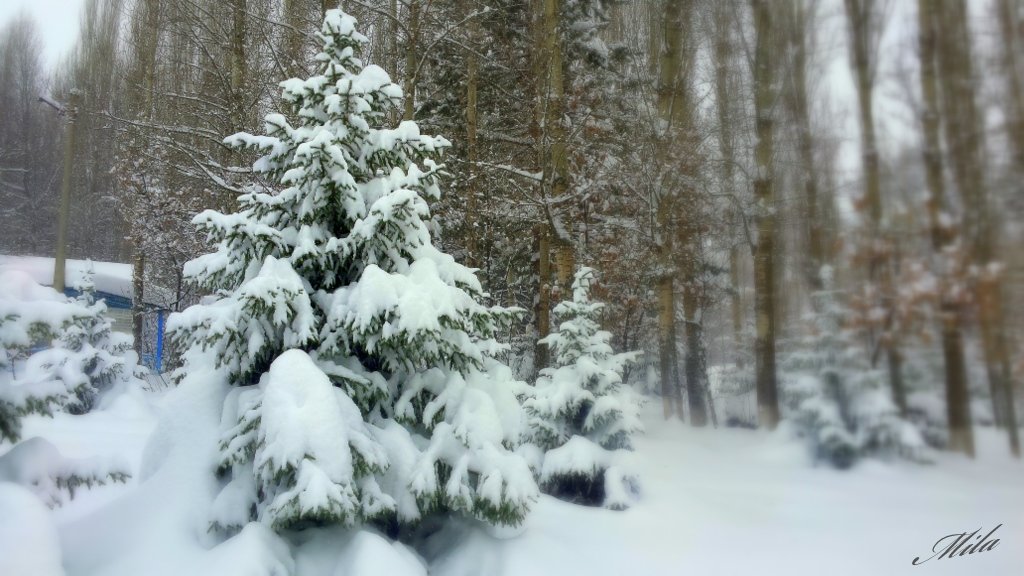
[2,385,1021,576]
[0,482,66,576]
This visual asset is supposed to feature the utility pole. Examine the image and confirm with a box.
[39,89,81,293]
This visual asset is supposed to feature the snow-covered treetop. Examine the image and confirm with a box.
[188,8,451,295]
[542,267,614,367]
[174,9,519,386]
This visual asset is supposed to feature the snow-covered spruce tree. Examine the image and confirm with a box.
[47,273,141,414]
[167,10,537,536]
[525,268,642,509]
[1,269,140,440]
[782,267,925,469]
[0,270,131,503]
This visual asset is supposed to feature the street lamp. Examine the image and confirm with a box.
[38,89,81,293]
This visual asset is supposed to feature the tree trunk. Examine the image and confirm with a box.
[463,0,480,269]
[993,0,1024,459]
[787,0,828,292]
[534,223,551,375]
[845,0,906,415]
[751,0,780,429]
[978,276,1021,456]
[284,0,304,77]
[714,3,744,359]
[542,0,573,296]
[130,0,160,354]
[919,0,974,456]
[403,0,420,120]
[682,278,707,426]
[230,0,246,95]
[996,0,1024,172]
[132,251,146,358]
[654,0,686,420]
[935,0,1017,455]
[54,91,80,294]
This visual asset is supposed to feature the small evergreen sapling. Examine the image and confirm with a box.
[1,270,140,441]
[0,270,131,503]
[526,268,642,509]
[782,267,926,468]
[168,10,537,535]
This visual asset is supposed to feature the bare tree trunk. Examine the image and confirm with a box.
[661,0,708,427]
[672,320,685,421]
[542,0,574,296]
[132,250,145,356]
[919,0,974,457]
[463,0,481,269]
[715,1,745,358]
[729,246,743,358]
[129,0,160,354]
[284,0,304,77]
[389,0,399,75]
[682,280,707,426]
[54,90,81,294]
[935,0,1017,455]
[230,0,246,95]
[993,0,1024,458]
[657,275,676,419]
[845,0,907,415]
[534,224,551,375]
[403,0,420,120]
[654,0,685,420]
[978,277,1020,456]
[751,0,780,429]
[787,0,829,293]
[997,0,1024,172]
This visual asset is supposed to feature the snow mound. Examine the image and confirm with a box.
[0,482,65,576]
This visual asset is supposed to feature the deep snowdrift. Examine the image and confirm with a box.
[2,383,1021,576]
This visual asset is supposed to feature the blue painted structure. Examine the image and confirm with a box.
[61,287,168,372]
[0,255,170,373]
[62,286,132,310]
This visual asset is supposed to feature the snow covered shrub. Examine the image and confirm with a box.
[525,268,642,509]
[782,268,925,469]
[1,270,141,443]
[0,437,129,507]
[0,271,132,502]
[169,10,537,536]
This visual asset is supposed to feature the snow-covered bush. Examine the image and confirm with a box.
[781,268,925,469]
[1,270,142,443]
[169,10,537,536]
[0,270,133,502]
[525,268,642,509]
[0,437,128,507]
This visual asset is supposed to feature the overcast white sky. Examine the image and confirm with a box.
[0,0,86,70]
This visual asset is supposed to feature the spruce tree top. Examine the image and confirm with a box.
[176,9,518,389]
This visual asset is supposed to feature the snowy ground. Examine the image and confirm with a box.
[3,386,1022,576]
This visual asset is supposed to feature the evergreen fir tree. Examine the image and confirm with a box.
[782,267,926,469]
[525,268,642,509]
[1,269,140,442]
[167,10,537,535]
[0,270,131,503]
[51,273,140,414]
